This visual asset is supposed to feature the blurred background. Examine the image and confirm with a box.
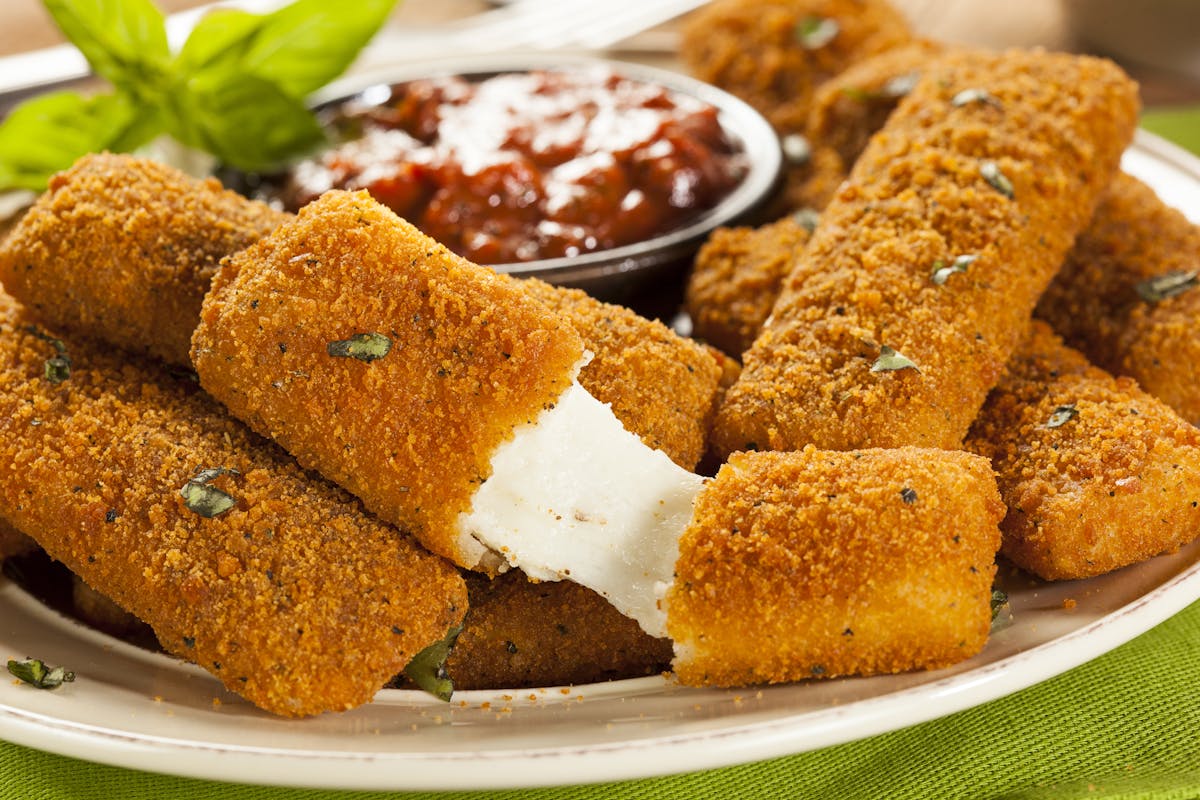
[2,0,1199,107]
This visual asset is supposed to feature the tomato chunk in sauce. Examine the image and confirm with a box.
[282,68,749,265]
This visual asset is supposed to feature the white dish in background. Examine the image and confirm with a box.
[1,131,1198,791]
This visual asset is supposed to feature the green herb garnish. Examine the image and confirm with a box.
[180,466,239,518]
[1136,270,1198,303]
[871,345,919,373]
[792,207,820,234]
[781,133,812,167]
[327,332,393,363]
[0,0,398,190]
[980,160,1014,199]
[795,16,839,49]
[990,589,1009,621]
[403,624,462,702]
[1045,404,1078,429]
[931,254,978,285]
[951,88,1003,109]
[8,657,76,689]
[25,325,72,384]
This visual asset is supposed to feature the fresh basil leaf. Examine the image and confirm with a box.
[179,0,398,100]
[0,90,149,191]
[42,0,170,96]
[168,74,325,171]
[173,8,265,75]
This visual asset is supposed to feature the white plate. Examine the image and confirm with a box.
[2,131,1200,792]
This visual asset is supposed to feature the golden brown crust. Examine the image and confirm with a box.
[192,190,585,571]
[686,215,813,357]
[966,322,1200,580]
[1036,172,1200,425]
[522,279,723,470]
[806,39,947,166]
[0,153,289,367]
[681,0,913,135]
[711,50,1140,456]
[0,292,466,717]
[444,571,673,689]
[668,447,1002,686]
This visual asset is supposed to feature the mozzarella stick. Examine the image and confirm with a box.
[1036,172,1200,424]
[522,279,725,469]
[686,213,814,357]
[0,293,466,717]
[966,321,1200,580]
[443,572,673,690]
[806,40,947,167]
[711,50,1139,455]
[0,153,289,366]
[667,447,1003,686]
[192,190,704,636]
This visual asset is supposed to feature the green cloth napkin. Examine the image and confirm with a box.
[3,108,1200,800]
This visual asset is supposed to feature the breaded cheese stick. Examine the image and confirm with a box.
[680,0,913,137]
[966,321,1200,580]
[0,153,289,366]
[806,39,947,167]
[686,213,814,357]
[1036,172,1200,425]
[0,293,466,717]
[444,572,674,690]
[522,279,724,469]
[711,50,1139,455]
[192,190,704,636]
[667,447,1003,686]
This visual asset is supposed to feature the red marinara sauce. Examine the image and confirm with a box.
[282,68,749,265]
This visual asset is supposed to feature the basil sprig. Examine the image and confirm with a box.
[0,0,398,191]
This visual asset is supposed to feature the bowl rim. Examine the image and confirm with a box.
[312,54,784,283]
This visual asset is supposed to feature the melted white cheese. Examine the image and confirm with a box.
[458,381,705,638]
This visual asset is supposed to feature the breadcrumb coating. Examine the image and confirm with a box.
[1036,172,1200,425]
[0,153,288,366]
[443,571,673,689]
[806,39,947,167]
[668,447,1002,686]
[192,190,585,571]
[522,279,723,470]
[774,143,850,218]
[686,214,813,357]
[681,0,912,136]
[711,50,1140,456]
[966,322,1200,580]
[0,292,466,717]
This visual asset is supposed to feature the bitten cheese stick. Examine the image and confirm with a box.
[0,153,289,366]
[1036,172,1200,425]
[0,292,466,717]
[522,279,725,469]
[711,50,1139,455]
[192,190,703,635]
[667,447,1003,685]
[966,322,1200,580]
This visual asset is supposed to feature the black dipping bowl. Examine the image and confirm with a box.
[250,55,785,302]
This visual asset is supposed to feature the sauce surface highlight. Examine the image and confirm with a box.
[283,68,749,265]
